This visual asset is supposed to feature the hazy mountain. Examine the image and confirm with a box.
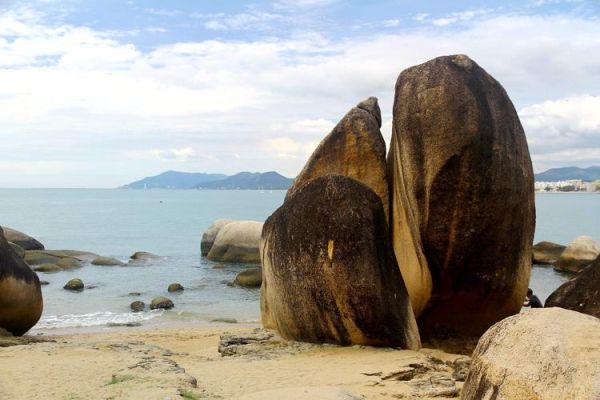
[121,171,227,189]
[195,171,293,190]
[535,166,600,182]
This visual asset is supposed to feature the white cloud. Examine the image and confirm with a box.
[1,7,600,186]
[430,9,494,26]
[201,11,284,31]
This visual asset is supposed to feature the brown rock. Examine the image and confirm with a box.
[167,283,184,292]
[0,226,43,335]
[207,221,262,263]
[261,175,420,348]
[553,236,600,273]
[285,97,389,217]
[234,267,262,288]
[461,308,600,400]
[532,241,565,265]
[1,227,44,250]
[63,278,84,291]
[150,296,174,310]
[388,54,535,335]
[545,256,600,317]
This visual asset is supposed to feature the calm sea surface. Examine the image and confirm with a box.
[0,189,597,333]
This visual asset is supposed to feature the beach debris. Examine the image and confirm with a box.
[211,318,237,324]
[233,267,262,287]
[107,322,142,327]
[261,175,419,348]
[91,256,126,266]
[545,255,600,318]
[63,278,84,291]
[218,328,318,359]
[150,296,174,310]
[167,283,184,292]
[461,308,600,400]
[130,301,145,312]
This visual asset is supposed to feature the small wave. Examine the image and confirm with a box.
[36,310,162,330]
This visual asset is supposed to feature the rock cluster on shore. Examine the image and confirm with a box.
[260,54,535,346]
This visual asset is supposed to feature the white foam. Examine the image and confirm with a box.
[36,310,162,330]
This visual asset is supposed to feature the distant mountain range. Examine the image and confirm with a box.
[121,170,293,190]
[535,166,600,182]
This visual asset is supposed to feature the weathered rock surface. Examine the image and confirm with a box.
[0,226,43,335]
[24,250,60,266]
[56,257,83,269]
[207,220,263,263]
[285,97,389,216]
[234,267,262,288]
[545,256,600,317]
[91,256,125,266]
[532,241,565,265]
[2,227,44,250]
[554,235,600,273]
[63,278,84,291]
[461,308,600,400]
[388,54,535,335]
[150,296,174,310]
[201,219,233,256]
[8,242,24,258]
[130,301,145,312]
[261,175,420,348]
[130,251,161,261]
[167,283,184,292]
[33,263,61,273]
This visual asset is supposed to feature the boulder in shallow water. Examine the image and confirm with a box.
[545,256,600,318]
[532,241,565,265]
[8,242,25,259]
[63,278,84,291]
[461,308,600,400]
[91,256,125,266]
[1,227,44,250]
[285,97,389,217]
[207,220,262,263]
[130,301,145,312]
[201,219,233,256]
[24,250,60,266]
[150,296,174,310]
[388,54,535,336]
[56,257,83,269]
[34,263,61,273]
[234,267,262,288]
[261,175,420,348]
[167,283,184,292]
[554,236,600,273]
[0,226,43,336]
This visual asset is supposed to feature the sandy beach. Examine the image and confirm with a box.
[0,324,471,400]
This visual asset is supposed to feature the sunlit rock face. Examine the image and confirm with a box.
[388,54,535,336]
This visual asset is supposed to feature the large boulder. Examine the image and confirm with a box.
[553,236,600,273]
[261,175,420,348]
[1,227,44,250]
[532,241,565,265]
[461,308,600,400]
[545,256,600,318]
[388,54,535,335]
[201,219,233,256]
[8,242,24,259]
[207,220,263,263]
[285,97,389,217]
[0,226,43,335]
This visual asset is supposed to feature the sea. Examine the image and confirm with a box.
[0,189,598,334]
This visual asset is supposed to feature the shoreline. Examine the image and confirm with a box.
[1,323,470,400]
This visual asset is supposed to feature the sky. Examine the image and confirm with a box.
[1,0,599,188]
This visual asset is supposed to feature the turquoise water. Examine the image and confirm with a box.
[0,190,597,332]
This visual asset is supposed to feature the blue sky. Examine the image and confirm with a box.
[1,0,599,187]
